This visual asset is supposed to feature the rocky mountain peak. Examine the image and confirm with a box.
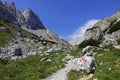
[23,8,33,16]
[22,8,46,30]
[111,9,120,20]
[0,1,71,49]
[10,2,16,11]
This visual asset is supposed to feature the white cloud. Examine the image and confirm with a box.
[69,19,99,45]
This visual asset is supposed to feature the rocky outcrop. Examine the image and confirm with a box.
[0,1,44,29]
[0,27,11,34]
[85,27,104,40]
[22,8,45,30]
[85,10,120,43]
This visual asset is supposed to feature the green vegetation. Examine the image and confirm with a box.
[0,19,38,39]
[86,26,99,31]
[108,21,120,34]
[67,70,87,80]
[0,30,13,47]
[103,19,117,33]
[0,50,68,80]
[67,45,120,80]
[0,19,39,47]
[78,38,101,48]
[93,45,120,80]
[117,38,120,45]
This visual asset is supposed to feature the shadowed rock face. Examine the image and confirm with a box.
[14,48,22,56]
[0,2,45,30]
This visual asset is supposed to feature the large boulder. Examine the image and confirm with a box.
[72,56,97,74]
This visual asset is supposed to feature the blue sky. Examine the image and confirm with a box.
[2,0,120,40]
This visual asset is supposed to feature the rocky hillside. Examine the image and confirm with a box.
[0,1,71,46]
[85,10,120,43]
[0,1,72,60]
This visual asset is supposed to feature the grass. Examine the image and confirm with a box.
[0,19,39,47]
[0,19,70,80]
[67,70,87,80]
[103,19,117,34]
[0,30,13,47]
[67,45,120,80]
[93,45,120,80]
[0,19,38,39]
[108,21,120,34]
[86,26,99,31]
[0,50,68,80]
[117,38,120,45]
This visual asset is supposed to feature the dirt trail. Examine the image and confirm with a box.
[79,74,93,80]
[44,59,75,80]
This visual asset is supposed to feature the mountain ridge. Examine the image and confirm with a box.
[0,1,71,47]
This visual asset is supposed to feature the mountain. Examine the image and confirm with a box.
[85,10,120,43]
[0,1,71,47]
[0,1,72,60]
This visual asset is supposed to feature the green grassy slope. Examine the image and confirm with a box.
[0,19,38,47]
[0,50,68,80]
[0,30,13,47]
[67,44,120,80]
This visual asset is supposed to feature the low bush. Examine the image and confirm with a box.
[108,21,120,34]
[117,38,120,45]
[78,38,101,48]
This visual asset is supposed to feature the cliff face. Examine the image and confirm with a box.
[0,1,45,29]
[0,1,71,47]
[85,10,120,41]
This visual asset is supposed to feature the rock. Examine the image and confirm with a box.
[63,54,74,61]
[17,31,25,38]
[40,57,46,62]
[44,52,49,56]
[109,68,111,71]
[93,78,98,80]
[0,27,11,34]
[46,48,55,53]
[84,10,120,43]
[113,45,120,49]
[103,38,118,45]
[10,56,18,60]
[85,27,104,40]
[47,59,52,62]
[14,48,22,56]
[0,1,72,49]
[100,62,103,65]
[82,46,92,53]
[72,56,97,74]
[22,8,45,30]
